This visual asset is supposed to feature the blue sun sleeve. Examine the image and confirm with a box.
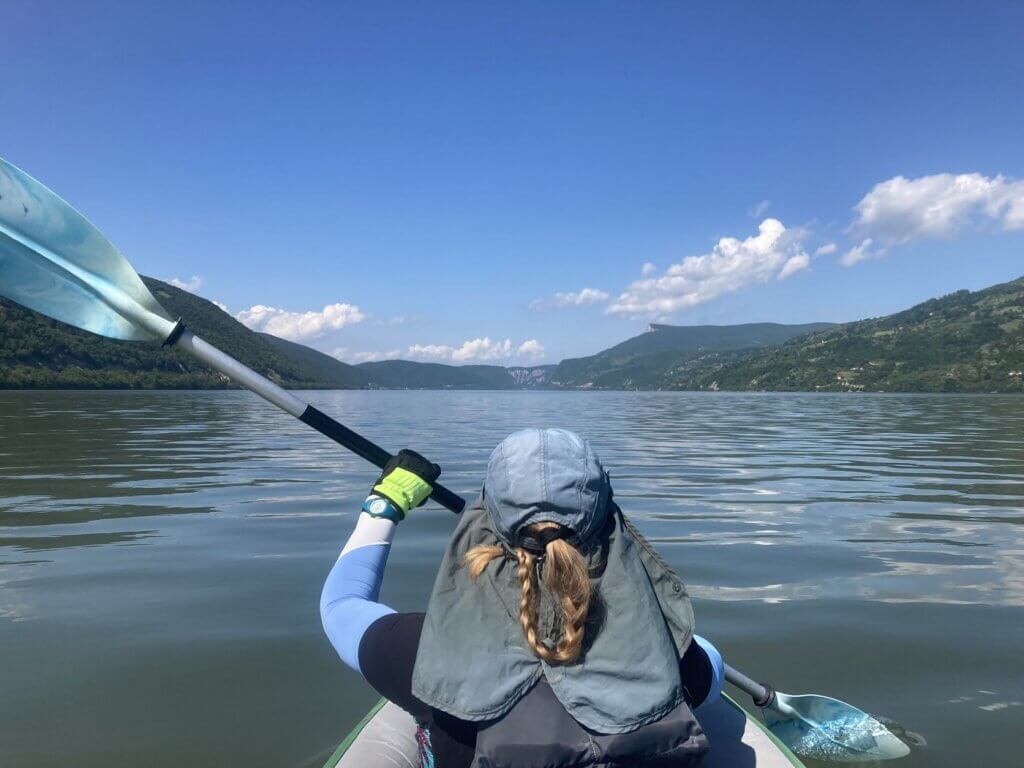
[320,513,398,674]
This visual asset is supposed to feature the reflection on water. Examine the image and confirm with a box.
[1,390,1022,768]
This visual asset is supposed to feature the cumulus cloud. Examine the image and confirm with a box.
[641,262,657,276]
[405,337,544,363]
[235,302,365,341]
[851,172,1024,247]
[333,347,401,363]
[211,300,230,313]
[749,199,771,217]
[841,238,886,267]
[814,243,837,256]
[779,253,810,279]
[606,218,809,318]
[451,338,513,362]
[516,339,545,360]
[164,275,204,292]
[530,288,609,310]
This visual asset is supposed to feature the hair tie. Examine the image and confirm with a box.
[515,526,574,558]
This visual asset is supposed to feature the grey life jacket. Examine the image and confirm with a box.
[413,499,707,766]
[471,676,708,768]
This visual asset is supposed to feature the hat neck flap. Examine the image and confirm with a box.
[411,499,695,734]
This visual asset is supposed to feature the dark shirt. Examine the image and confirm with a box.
[358,612,713,768]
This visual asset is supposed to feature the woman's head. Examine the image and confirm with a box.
[463,428,611,664]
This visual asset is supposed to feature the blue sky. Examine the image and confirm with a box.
[4,1,1023,364]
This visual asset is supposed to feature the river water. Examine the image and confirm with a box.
[1,390,1021,768]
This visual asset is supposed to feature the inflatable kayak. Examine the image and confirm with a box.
[323,693,806,767]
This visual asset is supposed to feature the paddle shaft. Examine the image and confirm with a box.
[724,663,775,708]
[174,328,466,514]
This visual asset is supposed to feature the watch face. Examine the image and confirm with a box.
[368,498,389,515]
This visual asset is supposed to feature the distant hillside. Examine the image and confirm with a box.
[356,360,555,389]
[552,322,833,388]
[679,276,1024,393]
[0,278,366,389]
[0,275,556,390]
[508,365,557,388]
[4,273,1022,393]
[259,333,373,388]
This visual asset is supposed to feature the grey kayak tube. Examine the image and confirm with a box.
[171,327,467,513]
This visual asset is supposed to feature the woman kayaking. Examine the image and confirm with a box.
[321,428,724,767]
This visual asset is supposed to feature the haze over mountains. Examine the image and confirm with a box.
[1,275,1022,393]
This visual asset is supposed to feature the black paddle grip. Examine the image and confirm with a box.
[298,405,466,514]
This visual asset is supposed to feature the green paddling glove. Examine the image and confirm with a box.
[369,449,441,520]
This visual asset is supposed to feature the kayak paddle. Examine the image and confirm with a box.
[725,663,911,762]
[0,156,464,514]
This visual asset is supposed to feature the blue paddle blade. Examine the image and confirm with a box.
[0,157,174,341]
[763,692,911,762]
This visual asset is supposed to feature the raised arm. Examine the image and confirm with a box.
[319,450,441,674]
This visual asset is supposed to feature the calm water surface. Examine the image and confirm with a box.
[1,391,1022,768]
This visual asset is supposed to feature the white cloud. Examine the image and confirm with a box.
[164,275,204,292]
[517,339,545,360]
[851,172,1024,246]
[405,337,544,363]
[814,242,837,256]
[211,300,230,313]
[641,262,657,276]
[779,253,810,279]
[606,218,809,318]
[235,302,365,341]
[530,287,609,310]
[841,238,886,267]
[749,199,771,217]
[333,347,400,363]
[451,338,513,362]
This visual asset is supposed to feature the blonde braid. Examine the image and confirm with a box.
[464,544,504,582]
[463,522,592,665]
[516,546,562,663]
[543,537,591,664]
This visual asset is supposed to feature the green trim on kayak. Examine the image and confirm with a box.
[322,698,387,768]
[325,694,806,767]
[721,693,805,767]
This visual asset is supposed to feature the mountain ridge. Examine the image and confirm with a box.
[677,275,1024,393]
[551,321,834,388]
[2,274,1022,393]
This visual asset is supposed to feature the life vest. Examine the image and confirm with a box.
[469,675,708,767]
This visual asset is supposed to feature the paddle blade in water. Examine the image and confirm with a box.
[0,157,174,341]
[763,692,911,762]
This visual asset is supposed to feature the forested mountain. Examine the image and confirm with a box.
[552,322,833,388]
[679,276,1024,393]
[2,274,1022,393]
[0,278,361,389]
[0,279,555,390]
[259,333,372,388]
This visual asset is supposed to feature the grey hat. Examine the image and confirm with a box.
[483,428,611,548]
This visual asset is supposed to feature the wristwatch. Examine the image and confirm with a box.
[361,494,404,523]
